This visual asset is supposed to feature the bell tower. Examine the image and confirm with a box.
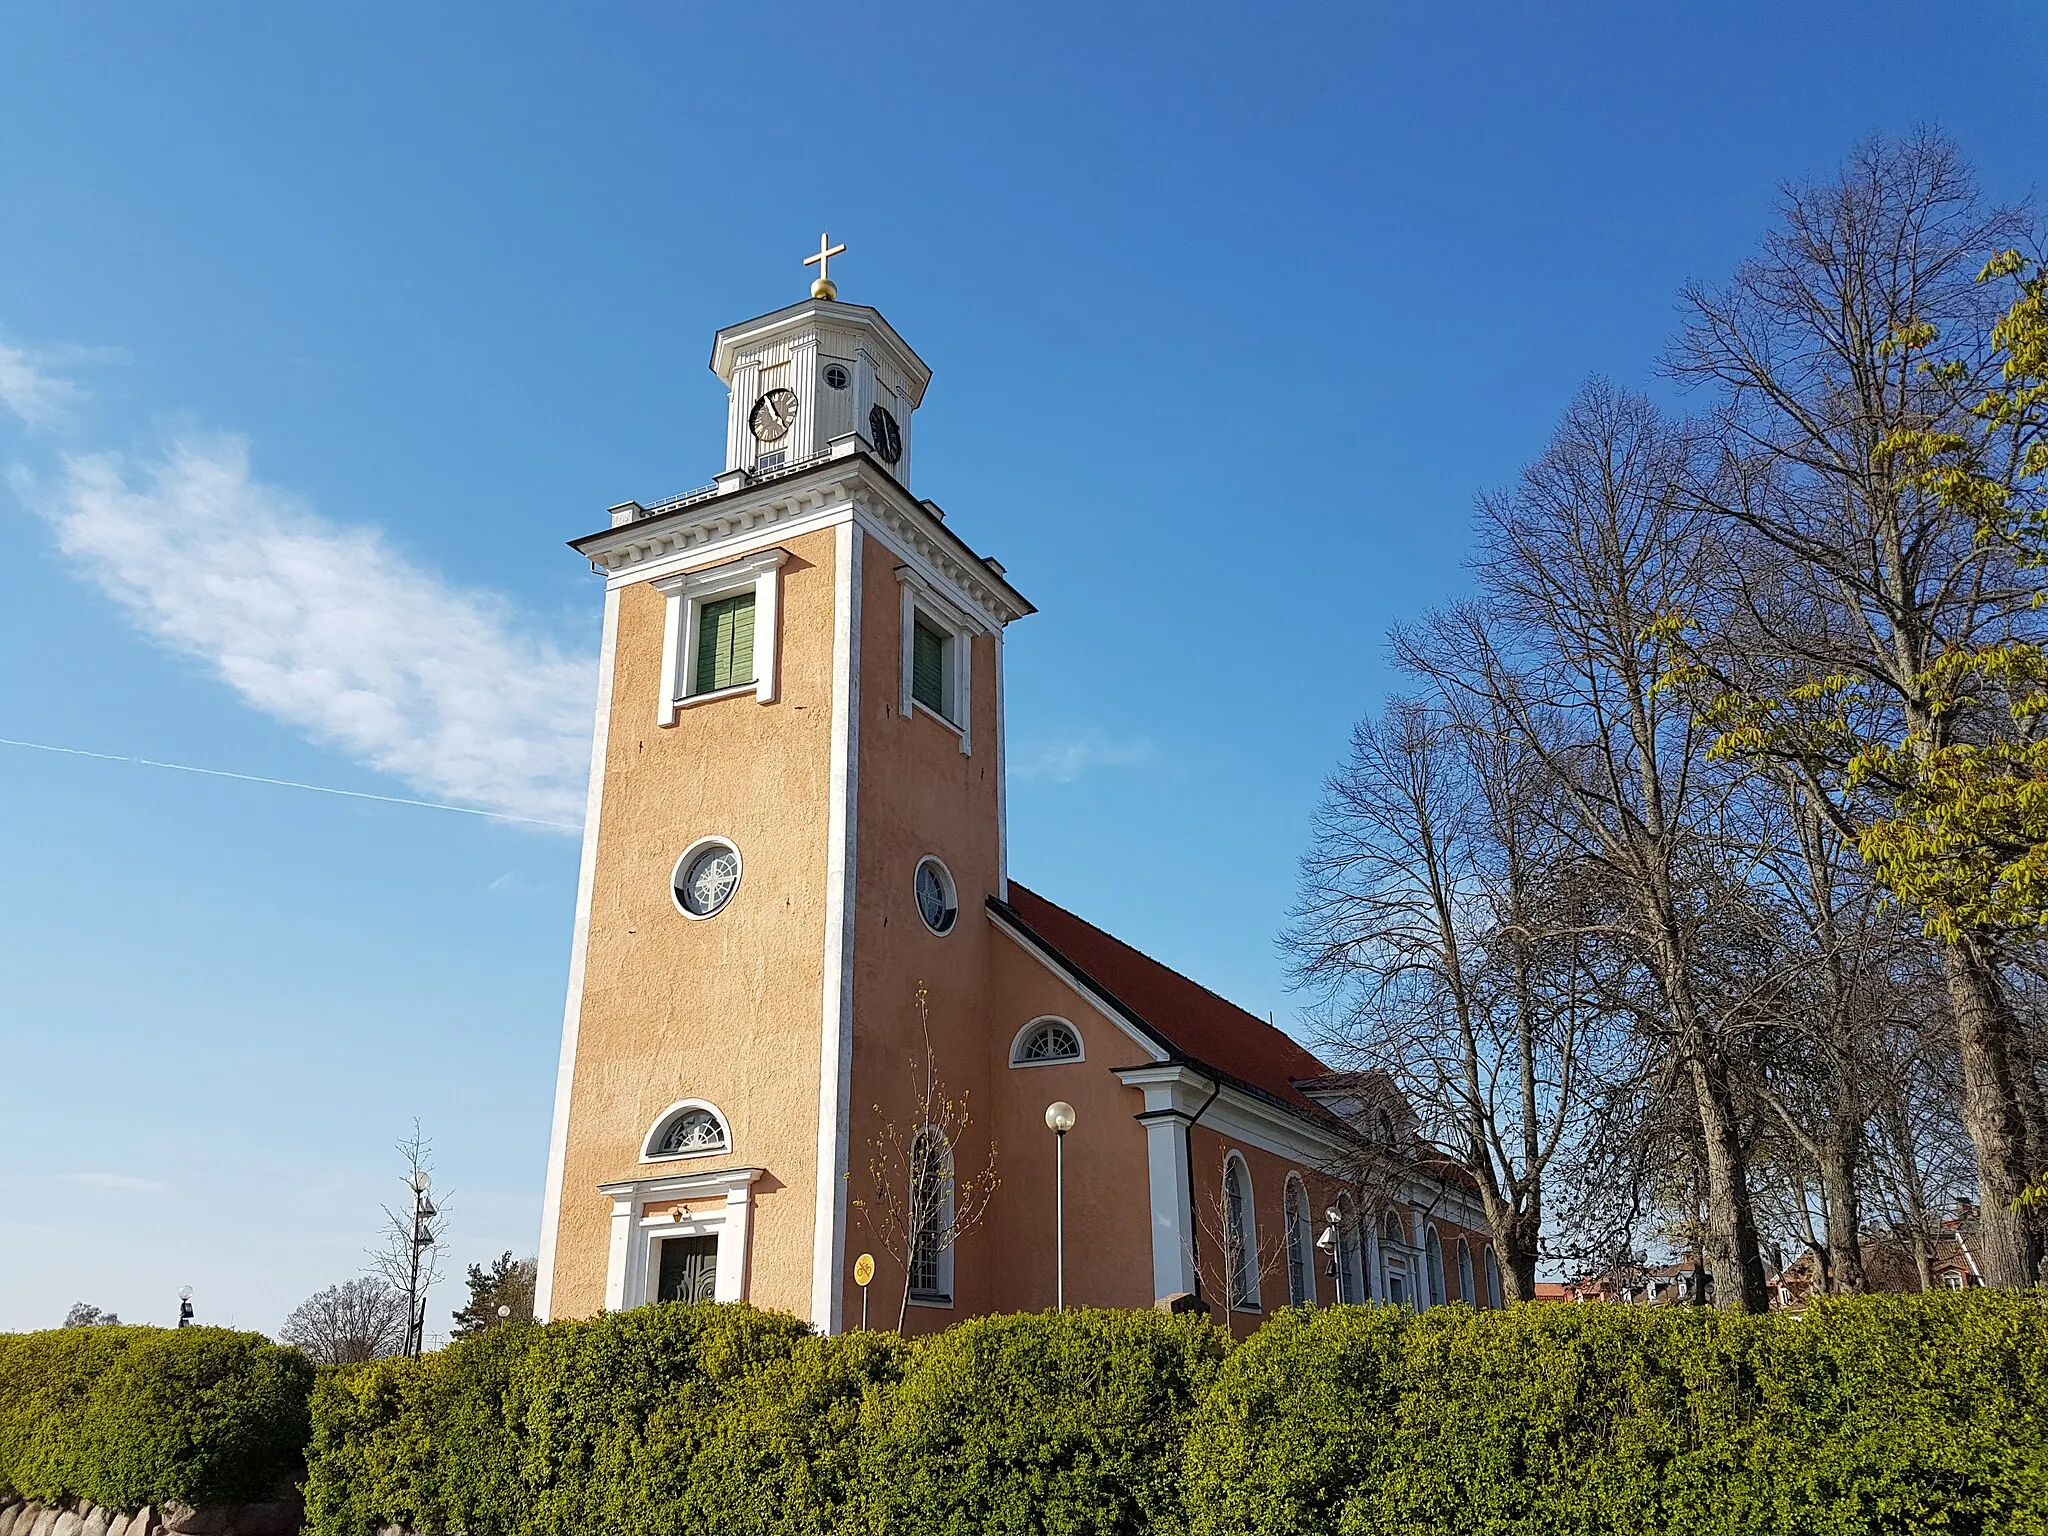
[714,234,928,483]
[534,239,1032,1332]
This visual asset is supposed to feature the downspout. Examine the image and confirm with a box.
[1184,1072,1222,1302]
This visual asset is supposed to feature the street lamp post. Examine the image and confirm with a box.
[1045,1102,1077,1310]
[404,1171,435,1358]
[177,1286,194,1328]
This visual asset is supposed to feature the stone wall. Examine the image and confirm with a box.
[0,1494,300,1536]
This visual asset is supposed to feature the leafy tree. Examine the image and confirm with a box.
[450,1252,536,1337]
[61,1302,120,1327]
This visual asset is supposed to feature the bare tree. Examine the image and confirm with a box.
[367,1123,447,1357]
[851,985,999,1331]
[280,1277,407,1364]
[1400,381,1777,1310]
[1287,696,1615,1300]
[1186,1145,1295,1319]
[1667,130,2048,1285]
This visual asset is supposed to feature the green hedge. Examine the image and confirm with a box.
[0,1325,313,1512]
[14,1295,2021,1535]
[1186,1291,2048,1536]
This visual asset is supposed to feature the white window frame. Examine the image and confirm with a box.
[896,567,973,754]
[598,1165,763,1310]
[640,1098,733,1163]
[1009,1016,1085,1068]
[1284,1173,1313,1306]
[654,549,788,725]
[670,837,743,920]
[907,1126,956,1308]
[1224,1150,1261,1312]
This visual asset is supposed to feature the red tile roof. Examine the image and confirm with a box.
[998,882,1338,1121]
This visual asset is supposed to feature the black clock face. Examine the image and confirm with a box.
[868,404,903,465]
[749,387,799,442]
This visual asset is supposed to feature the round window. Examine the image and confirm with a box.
[823,362,850,390]
[674,839,742,918]
[915,856,958,935]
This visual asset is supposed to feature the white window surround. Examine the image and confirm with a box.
[907,1126,956,1307]
[671,837,743,921]
[641,1098,733,1163]
[896,567,972,754]
[1284,1173,1313,1307]
[915,855,959,937]
[1008,1016,1085,1067]
[654,549,788,725]
[598,1165,763,1310]
[1223,1150,1261,1312]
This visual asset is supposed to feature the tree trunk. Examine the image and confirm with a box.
[1688,1055,1769,1312]
[1817,1120,1867,1294]
[1492,1201,1541,1303]
[1941,938,2046,1287]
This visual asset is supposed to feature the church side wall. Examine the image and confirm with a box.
[544,527,842,1321]
[842,543,1006,1334]
[981,937,1161,1314]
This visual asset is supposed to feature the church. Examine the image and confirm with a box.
[533,241,1500,1334]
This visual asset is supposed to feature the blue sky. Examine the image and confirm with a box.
[1,2,2040,1333]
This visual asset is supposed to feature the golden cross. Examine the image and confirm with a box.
[803,232,846,299]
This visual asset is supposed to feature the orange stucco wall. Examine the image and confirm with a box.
[545,527,843,1320]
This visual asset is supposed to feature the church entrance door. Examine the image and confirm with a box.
[656,1235,719,1302]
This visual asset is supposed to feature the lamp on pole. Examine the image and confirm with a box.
[404,1170,435,1358]
[1045,1102,1077,1310]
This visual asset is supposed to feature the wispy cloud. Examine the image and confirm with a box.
[0,342,85,429]
[1012,728,1155,784]
[63,1171,172,1194]
[22,437,596,828]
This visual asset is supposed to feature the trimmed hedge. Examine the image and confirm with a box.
[0,1325,313,1512]
[1186,1290,2048,1536]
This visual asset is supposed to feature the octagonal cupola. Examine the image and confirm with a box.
[709,260,931,487]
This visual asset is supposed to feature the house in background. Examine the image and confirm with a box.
[532,251,1496,1333]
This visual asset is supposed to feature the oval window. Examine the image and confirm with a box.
[674,839,742,918]
[915,856,958,935]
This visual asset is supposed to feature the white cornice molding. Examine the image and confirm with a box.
[711,300,931,401]
[578,463,1030,634]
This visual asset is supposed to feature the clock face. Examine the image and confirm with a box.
[868,404,904,465]
[749,387,799,443]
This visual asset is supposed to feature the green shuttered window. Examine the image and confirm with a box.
[694,592,756,694]
[912,616,948,718]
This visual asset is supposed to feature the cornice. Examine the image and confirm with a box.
[710,300,931,400]
[571,454,1033,631]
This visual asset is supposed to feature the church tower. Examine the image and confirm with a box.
[534,241,1033,1331]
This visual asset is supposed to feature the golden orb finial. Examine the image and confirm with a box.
[803,232,846,301]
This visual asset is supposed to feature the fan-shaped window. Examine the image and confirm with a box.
[1484,1247,1503,1309]
[1425,1226,1447,1308]
[1335,1193,1366,1303]
[1457,1237,1475,1305]
[643,1101,730,1161]
[1284,1176,1313,1306]
[1010,1017,1083,1067]
[1224,1153,1260,1311]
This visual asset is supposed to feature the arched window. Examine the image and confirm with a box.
[1284,1176,1312,1306]
[1010,1017,1083,1067]
[1424,1226,1447,1308]
[1224,1153,1260,1311]
[1484,1247,1503,1308]
[1381,1210,1409,1308]
[642,1100,731,1161]
[1335,1193,1366,1304]
[1457,1237,1475,1305]
[907,1127,955,1305]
